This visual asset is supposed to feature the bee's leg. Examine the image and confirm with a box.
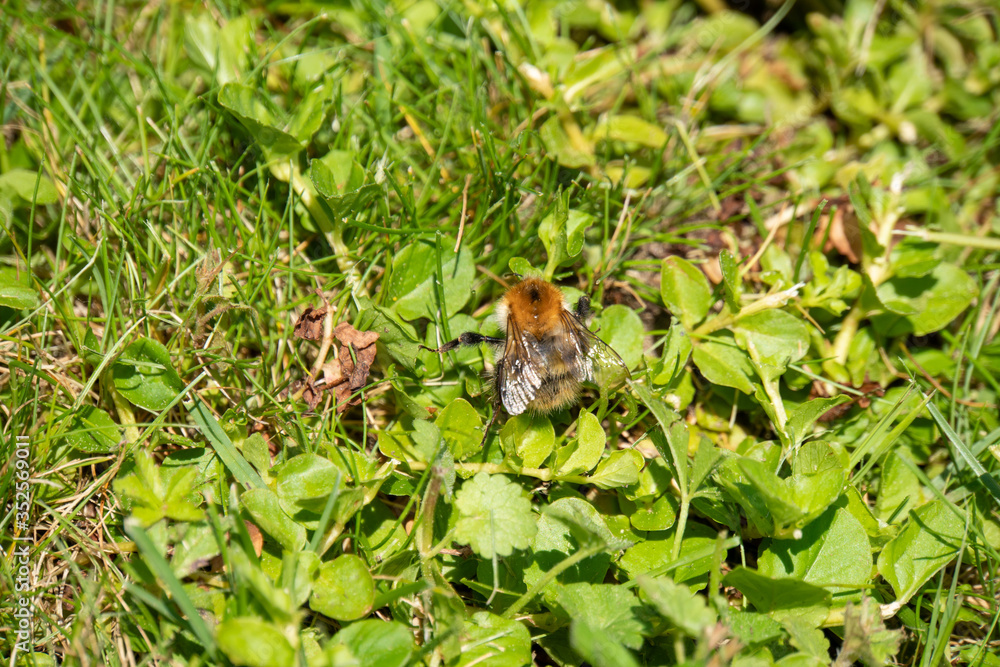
[419,332,504,354]
[479,402,503,447]
[574,295,592,320]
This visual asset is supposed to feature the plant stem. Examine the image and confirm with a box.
[692,283,804,337]
[405,460,589,485]
[670,497,690,561]
[419,470,443,558]
[895,228,1000,251]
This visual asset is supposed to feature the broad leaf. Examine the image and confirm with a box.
[112,337,185,411]
[217,618,294,667]
[661,256,713,329]
[310,554,375,621]
[877,500,965,604]
[454,473,536,558]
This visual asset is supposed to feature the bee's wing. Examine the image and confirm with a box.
[561,310,631,389]
[496,319,547,416]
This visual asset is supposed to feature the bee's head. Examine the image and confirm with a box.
[494,278,566,333]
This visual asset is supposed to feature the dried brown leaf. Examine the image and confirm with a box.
[346,343,377,390]
[334,321,379,349]
[294,306,328,340]
[323,359,345,386]
[245,519,264,557]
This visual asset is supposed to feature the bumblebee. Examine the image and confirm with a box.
[422,278,630,437]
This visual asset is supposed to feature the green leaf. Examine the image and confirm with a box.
[508,256,537,277]
[170,522,220,578]
[0,275,39,309]
[758,503,871,602]
[310,554,375,621]
[723,566,830,618]
[358,500,408,563]
[523,498,615,589]
[638,575,717,636]
[243,433,271,475]
[310,153,384,221]
[456,612,531,667]
[556,583,645,649]
[242,488,306,553]
[435,398,483,460]
[719,249,741,312]
[286,83,329,144]
[543,499,630,551]
[889,238,938,278]
[569,618,640,667]
[555,411,606,476]
[783,618,831,659]
[378,419,443,463]
[729,442,846,538]
[63,405,121,453]
[454,473,536,558]
[724,607,785,648]
[651,320,692,386]
[837,598,903,665]
[618,522,719,584]
[329,620,414,667]
[802,252,861,316]
[355,299,421,371]
[871,263,977,336]
[111,337,185,411]
[733,309,811,383]
[876,500,965,604]
[589,449,644,489]
[786,396,852,448]
[217,82,302,155]
[0,168,59,204]
[627,492,677,531]
[160,467,205,522]
[593,305,644,371]
[714,445,781,536]
[274,453,340,520]
[114,451,202,526]
[310,150,364,196]
[500,414,555,469]
[689,438,722,495]
[591,114,667,147]
[538,207,593,276]
[539,117,595,169]
[692,338,756,394]
[563,46,631,104]
[660,256,713,329]
[217,618,294,667]
[383,239,475,321]
[631,385,685,490]
[786,441,848,515]
[183,13,220,72]
[215,15,252,84]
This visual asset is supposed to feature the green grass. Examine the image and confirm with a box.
[2,0,999,665]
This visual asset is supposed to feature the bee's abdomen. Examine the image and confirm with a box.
[527,372,582,414]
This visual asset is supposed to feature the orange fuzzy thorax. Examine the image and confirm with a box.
[498,278,565,338]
